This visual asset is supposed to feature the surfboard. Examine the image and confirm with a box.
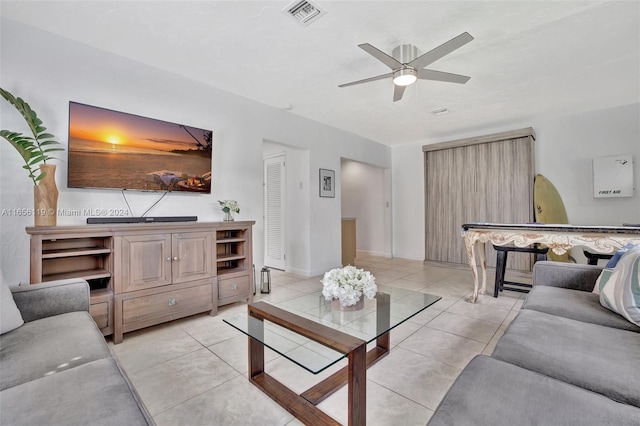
[533,174,570,262]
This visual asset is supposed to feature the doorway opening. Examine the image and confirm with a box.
[341,159,392,261]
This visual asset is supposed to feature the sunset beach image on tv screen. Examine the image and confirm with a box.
[67,102,212,193]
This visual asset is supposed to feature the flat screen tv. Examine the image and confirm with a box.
[68,102,212,193]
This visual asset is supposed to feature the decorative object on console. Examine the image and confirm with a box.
[321,265,377,309]
[218,199,240,221]
[33,164,59,226]
[0,88,64,226]
[319,168,335,198]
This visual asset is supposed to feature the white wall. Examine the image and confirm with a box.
[393,103,640,261]
[534,103,640,226]
[0,18,391,283]
[341,159,390,257]
[391,144,426,260]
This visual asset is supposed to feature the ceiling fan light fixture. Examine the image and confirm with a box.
[392,68,417,86]
[339,32,473,102]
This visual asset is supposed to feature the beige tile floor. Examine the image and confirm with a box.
[108,255,528,426]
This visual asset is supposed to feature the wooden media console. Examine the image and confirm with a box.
[26,221,254,343]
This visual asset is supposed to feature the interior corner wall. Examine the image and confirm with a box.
[0,18,391,283]
[392,102,640,262]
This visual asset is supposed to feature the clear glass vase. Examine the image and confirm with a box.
[223,210,234,221]
[332,297,364,311]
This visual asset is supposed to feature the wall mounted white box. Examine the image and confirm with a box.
[593,155,634,198]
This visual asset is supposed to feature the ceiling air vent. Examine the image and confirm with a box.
[284,0,326,26]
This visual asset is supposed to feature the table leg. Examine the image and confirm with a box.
[301,293,392,406]
[248,314,265,379]
[465,239,480,303]
[247,302,365,425]
[478,242,487,296]
[347,343,367,426]
[376,292,391,352]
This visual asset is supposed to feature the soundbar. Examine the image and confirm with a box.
[87,216,197,224]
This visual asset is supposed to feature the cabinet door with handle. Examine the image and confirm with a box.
[120,234,172,292]
[172,232,214,284]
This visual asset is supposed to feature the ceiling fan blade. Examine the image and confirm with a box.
[338,72,393,88]
[358,43,403,69]
[409,32,474,70]
[393,85,406,102]
[417,69,471,84]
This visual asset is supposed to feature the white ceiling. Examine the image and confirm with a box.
[2,1,639,146]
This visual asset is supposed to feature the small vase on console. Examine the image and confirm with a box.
[218,200,239,222]
[34,164,58,227]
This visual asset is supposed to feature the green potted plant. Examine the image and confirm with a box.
[1,87,64,226]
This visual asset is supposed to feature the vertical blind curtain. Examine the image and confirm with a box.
[423,128,535,271]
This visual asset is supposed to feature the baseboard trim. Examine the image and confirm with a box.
[285,267,313,277]
[356,250,392,259]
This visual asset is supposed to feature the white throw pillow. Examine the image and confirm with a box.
[598,247,640,327]
[1,272,24,334]
[593,244,640,295]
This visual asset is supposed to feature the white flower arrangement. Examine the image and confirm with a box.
[218,200,240,214]
[321,265,377,307]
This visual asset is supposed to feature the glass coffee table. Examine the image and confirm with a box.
[224,286,440,426]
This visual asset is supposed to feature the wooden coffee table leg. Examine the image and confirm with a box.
[248,312,264,378]
[376,292,391,354]
[348,343,367,426]
[247,302,369,425]
[301,293,392,406]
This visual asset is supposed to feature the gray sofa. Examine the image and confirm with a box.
[0,279,153,425]
[429,261,640,426]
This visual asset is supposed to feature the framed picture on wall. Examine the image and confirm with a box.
[319,168,335,198]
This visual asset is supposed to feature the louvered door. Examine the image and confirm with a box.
[264,155,286,270]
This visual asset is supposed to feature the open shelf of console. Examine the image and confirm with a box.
[216,227,249,276]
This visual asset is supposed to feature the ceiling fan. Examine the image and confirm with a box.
[339,32,474,102]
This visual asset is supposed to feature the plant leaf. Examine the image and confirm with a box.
[1,87,63,185]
